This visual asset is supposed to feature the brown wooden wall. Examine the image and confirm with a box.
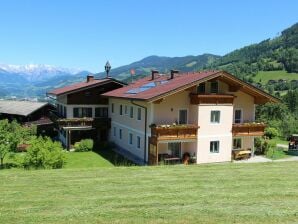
[67,82,123,105]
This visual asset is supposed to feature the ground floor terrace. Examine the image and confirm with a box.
[55,117,110,149]
[148,123,265,165]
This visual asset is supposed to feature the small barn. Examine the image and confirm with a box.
[0,100,55,136]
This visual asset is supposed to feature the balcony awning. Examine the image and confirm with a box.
[63,126,94,131]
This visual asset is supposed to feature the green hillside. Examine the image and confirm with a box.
[1,162,298,224]
[253,70,298,84]
[209,23,298,81]
[97,54,220,80]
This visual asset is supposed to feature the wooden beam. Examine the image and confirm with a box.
[153,98,163,104]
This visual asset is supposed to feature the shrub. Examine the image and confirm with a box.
[23,137,66,169]
[74,139,94,152]
[264,127,280,139]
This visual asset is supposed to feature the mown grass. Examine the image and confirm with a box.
[64,151,113,169]
[1,162,298,224]
[253,70,298,84]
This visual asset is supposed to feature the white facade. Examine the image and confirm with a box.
[108,79,258,165]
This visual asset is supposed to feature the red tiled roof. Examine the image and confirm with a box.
[48,78,113,96]
[102,71,221,101]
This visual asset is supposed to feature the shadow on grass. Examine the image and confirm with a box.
[285,150,298,156]
[93,142,136,166]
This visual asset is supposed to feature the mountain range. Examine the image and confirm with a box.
[0,22,297,99]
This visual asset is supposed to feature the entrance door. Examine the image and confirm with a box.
[179,109,188,124]
[168,142,181,157]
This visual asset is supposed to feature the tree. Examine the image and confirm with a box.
[0,119,36,168]
[23,137,65,169]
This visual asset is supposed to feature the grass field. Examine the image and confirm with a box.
[64,151,113,169]
[253,70,298,84]
[1,162,298,224]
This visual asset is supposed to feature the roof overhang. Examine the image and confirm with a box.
[148,71,280,104]
[47,78,127,98]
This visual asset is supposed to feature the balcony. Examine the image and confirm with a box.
[232,122,266,136]
[53,117,110,130]
[190,94,235,104]
[150,124,199,143]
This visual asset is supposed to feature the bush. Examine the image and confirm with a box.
[264,127,280,139]
[74,139,94,152]
[23,137,66,169]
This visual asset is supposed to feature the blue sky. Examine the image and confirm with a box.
[0,0,297,72]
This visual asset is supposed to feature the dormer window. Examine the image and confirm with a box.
[210,81,219,94]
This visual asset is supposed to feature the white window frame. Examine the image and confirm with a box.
[234,108,243,124]
[124,105,128,115]
[129,133,133,145]
[137,136,141,149]
[233,138,242,150]
[210,141,220,153]
[119,129,122,140]
[178,108,188,124]
[137,107,142,121]
[210,110,221,124]
[119,104,123,116]
[130,106,134,119]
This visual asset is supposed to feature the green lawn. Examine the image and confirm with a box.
[253,70,298,84]
[269,137,288,146]
[1,162,298,224]
[64,151,113,168]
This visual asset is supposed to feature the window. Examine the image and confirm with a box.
[130,106,134,118]
[124,105,128,115]
[129,133,133,145]
[73,107,92,118]
[210,111,220,123]
[63,106,67,118]
[210,141,219,153]
[197,83,206,94]
[113,127,116,137]
[119,129,122,139]
[111,103,114,113]
[210,81,218,93]
[168,142,181,157]
[137,108,141,120]
[95,107,108,117]
[233,138,242,150]
[120,105,123,115]
[179,109,188,124]
[137,136,141,149]
[234,109,242,123]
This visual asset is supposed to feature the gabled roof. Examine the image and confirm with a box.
[102,70,280,104]
[47,78,126,96]
[0,100,48,117]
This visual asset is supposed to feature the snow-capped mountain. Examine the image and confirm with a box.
[0,64,91,99]
[0,64,86,82]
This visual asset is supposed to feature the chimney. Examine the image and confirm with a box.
[170,70,179,79]
[87,75,94,82]
[151,70,159,80]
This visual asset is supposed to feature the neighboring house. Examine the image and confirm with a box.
[103,70,280,165]
[47,75,126,149]
[0,100,54,136]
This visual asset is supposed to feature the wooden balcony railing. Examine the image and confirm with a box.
[232,122,266,136]
[150,124,199,142]
[55,117,111,129]
[57,118,94,128]
[190,94,235,104]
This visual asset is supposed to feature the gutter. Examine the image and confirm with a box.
[131,100,148,165]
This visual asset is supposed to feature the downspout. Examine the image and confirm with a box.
[131,100,147,165]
